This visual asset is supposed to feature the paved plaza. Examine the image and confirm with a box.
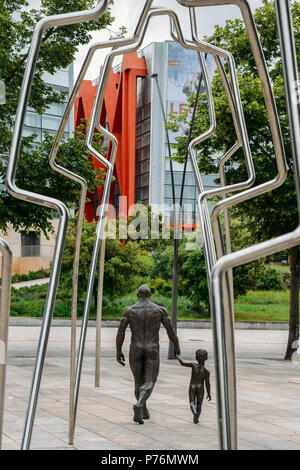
[2,326,300,450]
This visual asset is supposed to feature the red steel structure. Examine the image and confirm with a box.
[74,52,147,221]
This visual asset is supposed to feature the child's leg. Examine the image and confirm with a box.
[189,387,197,420]
[195,389,204,424]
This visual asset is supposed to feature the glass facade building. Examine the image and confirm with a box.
[23,66,74,141]
[136,41,218,224]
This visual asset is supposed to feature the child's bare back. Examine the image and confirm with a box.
[190,362,209,388]
[177,349,211,424]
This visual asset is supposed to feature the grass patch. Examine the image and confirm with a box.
[234,289,289,322]
[271,263,290,273]
[10,285,201,320]
[10,284,291,323]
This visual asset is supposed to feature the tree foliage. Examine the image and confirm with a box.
[0,0,115,234]
[59,216,151,301]
[166,0,300,240]
[166,0,300,356]
[0,120,106,234]
[231,217,266,296]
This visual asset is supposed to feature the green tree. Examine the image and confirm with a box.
[0,0,116,234]
[149,234,209,314]
[178,246,209,315]
[59,216,151,307]
[0,120,106,234]
[166,0,300,359]
[231,217,266,297]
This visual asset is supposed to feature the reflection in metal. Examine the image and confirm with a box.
[177,0,294,450]
[0,240,12,450]
[6,0,109,450]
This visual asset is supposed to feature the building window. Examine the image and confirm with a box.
[21,231,40,257]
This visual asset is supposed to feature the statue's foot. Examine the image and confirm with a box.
[133,404,144,424]
[142,406,150,419]
[193,414,199,424]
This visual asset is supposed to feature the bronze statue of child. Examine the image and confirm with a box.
[177,349,211,424]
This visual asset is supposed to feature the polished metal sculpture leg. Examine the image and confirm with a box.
[0,240,12,450]
[6,0,109,450]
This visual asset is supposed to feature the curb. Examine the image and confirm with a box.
[8,317,294,330]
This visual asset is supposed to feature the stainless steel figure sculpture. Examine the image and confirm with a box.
[49,71,89,448]
[0,240,12,450]
[6,0,109,450]
[7,0,298,453]
[177,0,299,450]
[71,5,249,439]
[48,0,155,445]
[70,1,157,442]
[74,4,260,444]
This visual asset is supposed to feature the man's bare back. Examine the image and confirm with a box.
[116,285,180,424]
[122,301,172,353]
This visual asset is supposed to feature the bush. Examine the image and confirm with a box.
[282,271,291,289]
[59,216,152,301]
[258,267,284,291]
[11,268,50,284]
[145,278,172,297]
[101,293,193,319]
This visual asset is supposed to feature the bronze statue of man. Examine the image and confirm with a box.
[116,285,181,424]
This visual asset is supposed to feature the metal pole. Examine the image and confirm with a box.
[95,237,106,388]
[6,0,109,450]
[49,70,88,449]
[150,72,178,359]
[274,0,300,208]
[0,240,12,450]
[68,193,86,445]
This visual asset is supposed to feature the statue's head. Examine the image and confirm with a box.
[137,284,151,300]
[195,349,208,363]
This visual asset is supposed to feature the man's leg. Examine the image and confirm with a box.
[136,356,159,419]
[129,348,145,424]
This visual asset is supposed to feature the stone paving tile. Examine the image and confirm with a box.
[2,433,19,450]
[3,327,300,450]
[30,428,70,449]
[261,440,300,450]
